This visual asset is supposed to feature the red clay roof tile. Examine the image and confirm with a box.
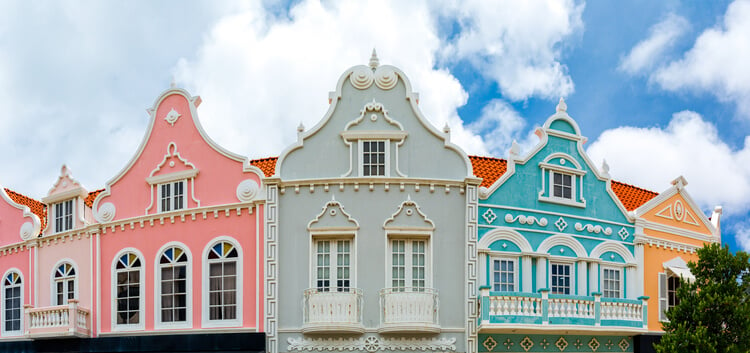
[610,180,659,211]
[85,189,104,208]
[4,188,47,231]
[250,157,278,177]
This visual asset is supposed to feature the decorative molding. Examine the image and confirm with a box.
[634,235,699,253]
[383,196,435,231]
[554,217,568,232]
[147,142,198,182]
[574,222,612,235]
[307,197,359,231]
[374,66,398,90]
[164,108,181,126]
[617,227,630,240]
[287,336,457,352]
[477,228,533,252]
[349,66,374,90]
[97,202,116,223]
[505,213,548,227]
[466,184,479,353]
[482,209,497,224]
[236,179,260,202]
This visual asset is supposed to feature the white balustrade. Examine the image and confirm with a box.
[548,296,595,319]
[302,288,363,333]
[600,300,642,322]
[379,288,439,333]
[24,300,91,338]
[488,295,541,317]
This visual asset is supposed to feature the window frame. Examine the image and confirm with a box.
[202,237,243,328]
[551,171,573,200]
[154,242,192,329]
[111,249,145,331]
[601,266,623,299]
[667,275,681,310]
[490,256,518,292]
[549,262,572,295]
[309,236,355,292]
[1,270,23,336]
[51,260,77,306]
[359,139,389,177]
[386,237,431,292]
[157,180,186,213]
[53,199,75,233]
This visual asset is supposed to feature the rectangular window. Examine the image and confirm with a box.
[602,268,621,298]
[667,276,680,309]
[362,140,386,176]
[209,261,237,320]
[550,263,571,295]
[492,258,516,292]
[54,200,74,233]
[314,240,351,292]
[4,286,20,332]
[390,239,429,291]
[160,265,187,322]
[552,172,572,199]
[116,270,140,325]
[159,181,185,212]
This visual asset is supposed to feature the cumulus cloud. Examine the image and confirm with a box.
[439,0,584,100]
[731,220,750,251]
[652,0,750,116]
[467,100,539,156]
[619,13,689,74]
[587,111,750,215]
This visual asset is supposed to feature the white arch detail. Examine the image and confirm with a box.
[590,241,636,264]
[478,228,533,252]
[537,235,587,257]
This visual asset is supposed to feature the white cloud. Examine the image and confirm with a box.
[652,0,750,116]
[438,0,584,100]
[587,111,750,216]
[619,13,689,75]
[731,220,750,251]
[467,99,539,156]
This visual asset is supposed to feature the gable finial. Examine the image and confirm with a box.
[170,75,176,88]
[509,140,520,157]
[297,122,305,133]
[556,97,567,113]
[443,123,451,134]
[369,48,380,69]
[601,159,611,178]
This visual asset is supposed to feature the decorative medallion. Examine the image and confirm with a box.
[605,340,614,350]
[588,338,600,352]
[573,339,583,350]
[539,338,550,350]
[164,108,181,126]
[502,338,514,350]
[618,339,630,352]
[483,209,498,224]
[617,227,630,240]
[483,336,498,352]
[555,217,568,232]
[363,337,379,353]
[555,337,568,351]
[520,337,534,352]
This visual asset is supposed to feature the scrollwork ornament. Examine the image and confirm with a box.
[350,67,374,90]
[236,179,260,202]
[374,67,398,90]
[98,202,116,223]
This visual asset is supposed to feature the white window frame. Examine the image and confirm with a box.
[310,237,355,292]
[549,262,572,295]
[154,242,192,329]
[551,171,573,200]
[51,260,77,306]
[202,237,243,328]
[667,275,680,310]
[157,180,186,213]
[359,140,389,177]
[53,199,75,233]
[1,269,23,336]
[111,249,145,331]
[601,266,623,298]
[490,256,518,292]
[386,237,431,291]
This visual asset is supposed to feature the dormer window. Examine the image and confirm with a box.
[552,172,572,199]
[159,180,185,212]
[362,140,386,176]
[53,200,74,233]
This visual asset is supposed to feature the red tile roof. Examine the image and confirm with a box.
[4,188,47,231]
[247,155,657,211]
[85,189,104,208]
[250,157,278,177]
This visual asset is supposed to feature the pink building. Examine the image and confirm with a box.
[0,87,266,352]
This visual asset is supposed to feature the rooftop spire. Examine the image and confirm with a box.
[556,97,567,113]
[369,48,379,69]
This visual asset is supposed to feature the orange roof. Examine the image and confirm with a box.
[250,157,278,177]
[85,189,104,208]
[247,155,656,211]
[4,188,47,231]
[611,180,659,211]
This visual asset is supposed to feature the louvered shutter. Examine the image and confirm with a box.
[658,272,668,321]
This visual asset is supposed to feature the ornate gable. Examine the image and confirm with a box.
[0,186,42,243]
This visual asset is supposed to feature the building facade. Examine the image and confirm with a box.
[0,54,721,353]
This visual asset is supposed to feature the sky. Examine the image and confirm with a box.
[1,0,749,252]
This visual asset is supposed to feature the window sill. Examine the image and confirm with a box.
[538,196,586,208]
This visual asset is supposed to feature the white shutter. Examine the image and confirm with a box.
[658,272,668,321]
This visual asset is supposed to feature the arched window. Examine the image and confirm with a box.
[115,252,142,326]
[207,241,238,321]
[54,263,76,305]
[3,272,22,333]
[158,246,188,324]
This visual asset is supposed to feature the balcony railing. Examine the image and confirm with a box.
[302,288,364,333]
[379,287,439,333]
[24,299,91,338]
[479,288,648,332]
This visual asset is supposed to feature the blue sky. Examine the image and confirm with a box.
[1,0,748,251]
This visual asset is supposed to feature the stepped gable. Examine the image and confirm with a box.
[611,180,659,211]
[250,157,277,177]
[4,188,46,232]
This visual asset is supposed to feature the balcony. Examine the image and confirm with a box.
[379,287,439,333]
[478,288,648,333]
[302,288,364,334]
[24,300,91,338]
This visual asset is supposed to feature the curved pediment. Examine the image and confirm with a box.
[307,198,359,232]
[383,197,435,231]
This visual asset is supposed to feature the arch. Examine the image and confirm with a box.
[201,235,244,327]
[542,153,582,170]
[154,241,193,329]
[111,247,146,330]
[537,235,587,258]
[1,268,23,336]
[590,241,636,264]
[478,228,533,253]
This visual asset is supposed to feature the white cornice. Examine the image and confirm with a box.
[145,169,199,185]
[41,187,87,204]
[634,219,717,243]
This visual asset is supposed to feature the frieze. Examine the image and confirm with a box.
[479,334,632,352]
[288,336,457,352]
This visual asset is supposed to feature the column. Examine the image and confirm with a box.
[589,262,599,295]
[635,242,644,297]
[577,260,587,296]
[522,255,533,292]
[626,266,637,299]
[536,257,547,290]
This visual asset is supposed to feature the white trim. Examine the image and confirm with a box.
[1,269,24,337]
[111,248,146,331]
[489,256,519,292]
[537,235,587,257]
[385,236,432,289]
[548,261,573,295]
[341,131,408,140]
[41,187,87,205]
[358,140,390,177]
[309,237,356,291]
[154,241,193,330]
[589,241,636,264]
[635,219,717,243]
[480,204,633,229]
[146,170,199,185]
[51,199,76,234]
[156,180,187,213]
[477,228,533,252]
[50,258,79,306]
[201,236,243,328]
[601,266,624,298]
